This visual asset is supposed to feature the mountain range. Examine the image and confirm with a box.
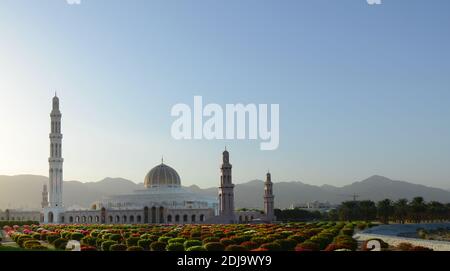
[0,175,449,210]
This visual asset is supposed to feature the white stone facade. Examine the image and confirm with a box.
[7,95,277,225]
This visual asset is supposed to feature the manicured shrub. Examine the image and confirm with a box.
[220,238,235,246]
[166,243,185,251]
[241,241,259,250]
[82,237,97,246]
[324,243,341,251]
[126,237,140,247]
[71,232,85,241]
[295,240,320,251]
[168,238,186,244]
[158,236,172,244]
[110,244,127,251]
[109,234,122,242]
[150,241,167,251]
[54,238,69,250]
[205,242,225,251]
[225,245,248,252]
[32,233,41,240]
[101,241,118,251]
[274,239,297,251]
[29,245,48,250]
[23,240,41,249]
[341,228,354,236]
[127,246,144,251]
[137,239,152,250]
[203,237,220,244]
[288,235,307,243]
[230,236,248,245]
[18,237,33,247]
[260,243,282,252]
[81,246,97,251]
[333,235,358,251]
[184,240,203,250]
[96,238,106,248]
[250,237,268,245]
[310,236,331,250]
[186,246,207,251]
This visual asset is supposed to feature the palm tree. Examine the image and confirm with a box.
[393,199,408,224]
[409,197,427,223]
[377,199,394,224]
[359,200,377,222]
[339,201,360,221]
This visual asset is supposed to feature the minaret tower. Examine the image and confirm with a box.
[218,148,235,223]
[41,184,49,209]
[264,171,275,222]
[44,94,64,223]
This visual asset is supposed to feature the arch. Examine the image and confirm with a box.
[239,216,243,223]
[115,215,120,223]
[137,215,142,223]
[167,215,172,223]
[109,216,113,223]
[159,207,164,223]
[251,216,254,221]
[88,216,93,223]
[200,214,205,222]
[191,215,196,223]
[130,215,135,223]
[95,216,100,223]
[61,216,65,223]
[47,212,54,223]
[183,214,188,223]
[82,216,87,223]
[123,215,127,223]
[175,215,180,223]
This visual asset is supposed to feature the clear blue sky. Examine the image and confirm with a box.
[1,0,449,189]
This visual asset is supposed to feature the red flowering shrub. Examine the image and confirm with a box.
[241,241,259,250]
[295,240,320,251]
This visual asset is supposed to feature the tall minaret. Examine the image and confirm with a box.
[41,184,49,209]
[218,148,235,223]
[44,94,64,223]
[264,171,275,222]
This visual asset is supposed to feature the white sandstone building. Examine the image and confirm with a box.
[4,95,276,225]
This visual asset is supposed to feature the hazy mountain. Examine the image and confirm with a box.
[1,174,449,210]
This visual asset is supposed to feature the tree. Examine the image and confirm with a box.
[393,199,408,224]
[359,201,377,222]
[410,197,427,223]
[338,201,360,221]
[377,199,394,224]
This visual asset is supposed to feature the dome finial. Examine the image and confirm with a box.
[161,156,164,164]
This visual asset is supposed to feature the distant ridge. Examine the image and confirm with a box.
[0,174,449,210]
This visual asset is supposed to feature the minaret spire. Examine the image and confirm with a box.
[218,148,235,223]
[44,94,64,224]
[264,171,275,222]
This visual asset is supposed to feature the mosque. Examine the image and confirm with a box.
[37,95,276,225]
